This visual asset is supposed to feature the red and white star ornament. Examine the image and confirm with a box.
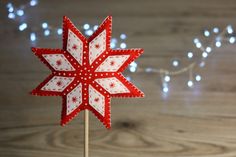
[31,16,144,128]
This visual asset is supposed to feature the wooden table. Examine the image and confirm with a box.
[1,0,236,156]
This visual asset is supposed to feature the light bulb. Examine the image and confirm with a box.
[111,38,117,43]
[57,28,63,35]
[19,23,27,31]
[83,24,90,30]
[196,42,202,48]
[187,52,193,58]
[187,80,193,87]
[120,43,127,49]
[206,47,212,53]
[85,30,93,36]
[195,75,201,81]
[129,66,136,73]
[204,30,210,37]
[172,60,179,67]
[130,62,137,68]
[42,22,48,29]
[44,29,50,36]
[164,75,170,82]
[202,52,208,58]
[6,3,13,8]
[16,9,24,16]
[215,41,221,47]
[193,38,199,44]
[8,13,15,19]
[229,37,236,44]
[213,27,219,33]
[8,6,14,12]
[110,42,116,49]
[125,76,131,81]
[93,25,98,31]
[120,34,127,40]
[163,86,169,93]
[30,0,38,6]
[227,25,233,34]
[30,33,36,41]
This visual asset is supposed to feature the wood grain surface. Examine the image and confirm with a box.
[1,0,236,156]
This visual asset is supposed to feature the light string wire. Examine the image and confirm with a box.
[5,1,236,93]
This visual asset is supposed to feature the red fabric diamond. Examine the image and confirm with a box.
[31,16,144,128]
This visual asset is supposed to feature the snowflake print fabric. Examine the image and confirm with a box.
[31,16,144,128]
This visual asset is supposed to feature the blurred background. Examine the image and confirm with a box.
[1,0,236,157]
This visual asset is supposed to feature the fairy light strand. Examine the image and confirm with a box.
[132,26,235,93]
[5,1,127,49]
[5,1,236,93]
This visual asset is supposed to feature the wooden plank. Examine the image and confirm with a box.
[1,0,236,156]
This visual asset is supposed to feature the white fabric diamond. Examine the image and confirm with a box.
[67,30,83,65]
[66,83,82,115]
[89,85,105,116]
[89,30,106,64]
[41,76,74,92]
[95,55,130,72]
[95,77,129,94]
[42,54,75,71]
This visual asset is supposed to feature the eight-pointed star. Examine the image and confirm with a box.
[31,16,144,128]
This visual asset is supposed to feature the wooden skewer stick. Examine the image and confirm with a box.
[84,110,89,157]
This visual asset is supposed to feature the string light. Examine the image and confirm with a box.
[120,43,127,49]
[195,75,201,82]
[16,9,24,16]
[163,86,169,93]
[187,80,193,87]
[30,33,36,42]
[164,75,170,82]
[93,25,98,31]
[8,6,14,12]
[162,82,169,93]
[19,23,27,31]
[42,22,48,29]
[5,1,236,94]
[202,52,208,58]
[213,27,219,34]
[30,0,38,6]
[187,51,193,59]
[83,24,90,30]
[206,46,212,53]
[196,42,202,48]
[229,37,236,44]
[172,60,179,67]
[44,29,50,36]
[215,41,221,47]
[8,13,15,19]
[204,30,210,37]
[85,30,93,36]
[120,34,127,40]
[227,25,233,34]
